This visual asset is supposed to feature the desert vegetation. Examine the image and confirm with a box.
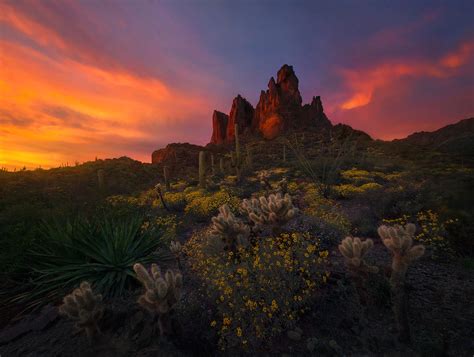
[0,127,473,356]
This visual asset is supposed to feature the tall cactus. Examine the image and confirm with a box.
[283,144,286,162]
[134,263,183,336]
[97,169,105,190]
[246,146,252,168]
[199,151,206,188]
[163,166,171,191]
[219,157,225,174]
[234,124,243,182]
[378,224,425,344]
[211,154,215,176]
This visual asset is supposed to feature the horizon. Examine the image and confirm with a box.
[1,0,474,170]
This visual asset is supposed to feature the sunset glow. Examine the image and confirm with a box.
[1,0,473,169]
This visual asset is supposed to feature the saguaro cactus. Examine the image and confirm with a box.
[211,154,216,175]
[97,169,105,190]
[163,166,171,191]
[219,157,225,174]
[134,263,183,336]
[59,282,104,343]
[199,151,206,188]
[378,223,425,344]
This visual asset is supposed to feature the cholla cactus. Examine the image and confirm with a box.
[59,281,104,342]
[378,224,425,282]
[378,223,425,344]
[338,237,378,275]
[241,197,265,231]
[256,193,298,225]
[133,263,183,336]
[170,241,182,255]
[210,204,250,252]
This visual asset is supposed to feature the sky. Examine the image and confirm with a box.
[1,0,473,170]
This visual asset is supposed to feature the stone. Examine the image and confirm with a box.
[210,110,229,145]
[226,95,254,143]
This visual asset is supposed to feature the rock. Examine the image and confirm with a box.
[254,64,303,139]
[287,329,302,341]
[301,96,332,129]
[226,95,254,142]
[210,110,229,145]
[151,143,205,166]
[306,337,319,352]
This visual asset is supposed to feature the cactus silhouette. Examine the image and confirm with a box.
[339,237,378,275]
[134,263,183,336]
[210,204,250,252]
[163,166,171,191]
[199,151,206,188]
[378,223,425,344]
[242,193,298,235]
[59,281,104,343]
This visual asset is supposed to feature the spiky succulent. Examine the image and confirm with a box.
[338,237,378,274]
[210,204,250,251]
[59,281,104,341]
[134,263,183,336]
[134,263,182,314]
[170,241,182,255]
[250,193,298,227]
[378,224,425,278]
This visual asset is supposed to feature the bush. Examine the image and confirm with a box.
[301,183,351,239]
[10,214,173,309]
[185,231,329,351]
[184,189,240,221]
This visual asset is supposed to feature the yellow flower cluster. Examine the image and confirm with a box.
[184,231,330,350]
[383,210,456,260]
[301,184,350,236]
[184,189,240,219]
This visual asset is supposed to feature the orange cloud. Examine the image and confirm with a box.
[0,40,211,170]
[339,40,474,110]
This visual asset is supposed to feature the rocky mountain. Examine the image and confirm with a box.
[394,118,474,155]
[209,64,331,144]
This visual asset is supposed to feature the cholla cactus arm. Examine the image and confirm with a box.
[259,193,298,225]
[59,282,104,342]
[378,223,425,277]
[338,237,378,274]
[210,204,250,251]
[378,223,425,344]
[133,263,183,335]
[170,241,182,255]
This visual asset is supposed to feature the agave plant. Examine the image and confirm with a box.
[11,214,173,310]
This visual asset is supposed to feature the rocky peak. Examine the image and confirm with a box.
[210,110,229,145]
[276,64,302,105]
[206,64,334,144]
[227,95,254,142]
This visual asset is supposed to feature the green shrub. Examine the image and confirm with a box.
[11,214,172,309]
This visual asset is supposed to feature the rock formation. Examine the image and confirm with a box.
[210,111,229,145]
[227,95,254,142]
[152,143,204,166]
[208,64,333,143]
